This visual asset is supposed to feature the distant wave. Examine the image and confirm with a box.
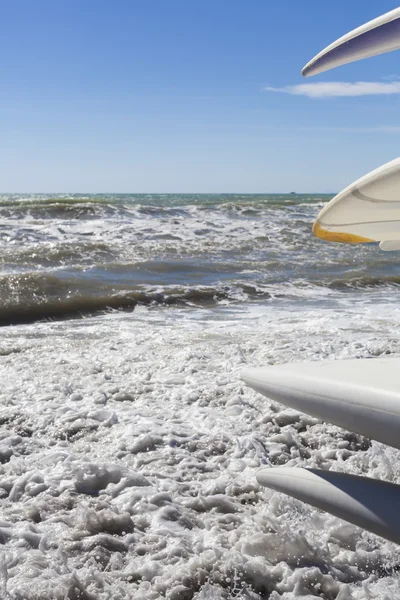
[323,275,400,290]
[0,193,330,217]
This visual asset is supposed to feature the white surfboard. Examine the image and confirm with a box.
[302,8,400,77]
[312,157,400,250]
[257,467,400,545]
[242,357,400,450]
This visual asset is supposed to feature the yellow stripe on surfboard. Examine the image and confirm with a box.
[312,221,374,244]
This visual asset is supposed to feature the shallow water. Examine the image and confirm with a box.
[1,194,400,599]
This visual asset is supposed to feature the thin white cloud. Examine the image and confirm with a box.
[265,81,400,98]
[298,125,400,134]
[334,126,400,133]
[382,74,400,82]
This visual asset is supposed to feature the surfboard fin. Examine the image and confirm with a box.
[379,240,400,251]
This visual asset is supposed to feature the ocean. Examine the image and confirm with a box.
[1,193,400,599]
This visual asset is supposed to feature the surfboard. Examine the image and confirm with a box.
[302,7,400,77]
[257,468,400,545]
[242,357,400,450]
[312,157,400,249]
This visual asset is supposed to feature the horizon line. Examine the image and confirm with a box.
[0,191,337,195]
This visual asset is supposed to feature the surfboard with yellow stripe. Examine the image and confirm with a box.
[313,157,400,250]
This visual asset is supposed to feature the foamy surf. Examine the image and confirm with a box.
[1,194,400,598]
[1,295,400,598]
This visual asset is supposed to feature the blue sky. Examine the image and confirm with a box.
[2,0,400,193]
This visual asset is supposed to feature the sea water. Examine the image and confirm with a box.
[1,194,400,599]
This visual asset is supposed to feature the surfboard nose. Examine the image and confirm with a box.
[241,366,277,397]
[256,467,313,492]
[241,367,266,386]
[257,467,400,545]
[302,8,400,77]
[242,360,400,451]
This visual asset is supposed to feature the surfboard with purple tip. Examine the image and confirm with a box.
[257,468,400,544]
[302,8,400,77]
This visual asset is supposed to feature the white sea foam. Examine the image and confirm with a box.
[1,295,400,599]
